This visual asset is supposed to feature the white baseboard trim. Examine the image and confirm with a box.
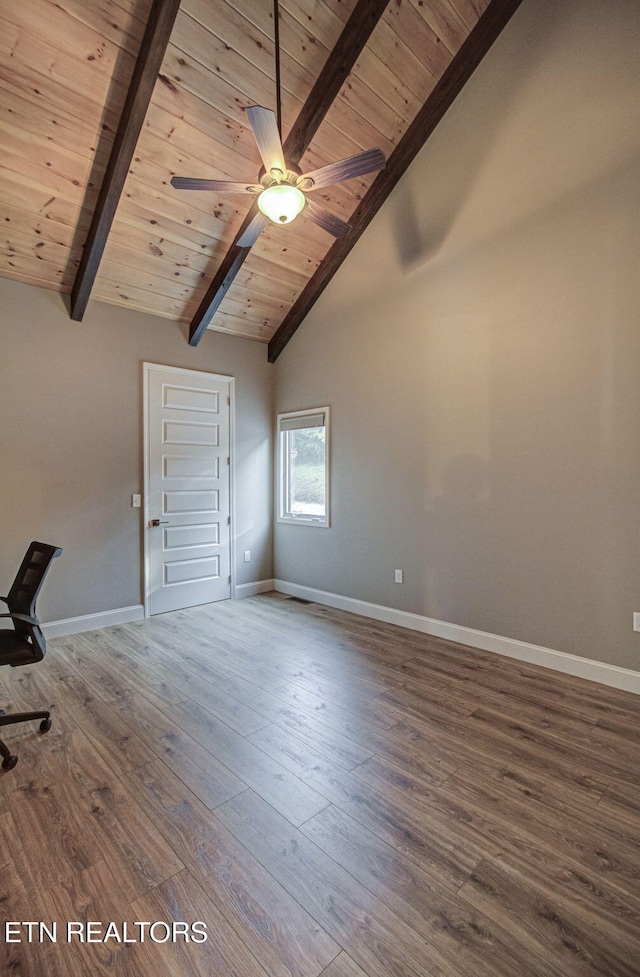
[235,579,276,599]
[274,580,640,695]
[42,604,145,639]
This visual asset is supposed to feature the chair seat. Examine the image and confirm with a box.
[0,631,41,667]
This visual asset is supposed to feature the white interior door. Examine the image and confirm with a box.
[144,363,232,615]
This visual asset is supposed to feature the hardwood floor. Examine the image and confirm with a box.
[1,593,640,977]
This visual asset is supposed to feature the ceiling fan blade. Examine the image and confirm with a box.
[171,177,261,193]
[236,210,270,248]
[245,105,286,176]
[297,148,386,190]
[304,198,351,238]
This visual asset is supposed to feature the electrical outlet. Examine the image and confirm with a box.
[394,569,403,584]
[132,494,141,508]
[244,550,251,563]
[634,612,640,632]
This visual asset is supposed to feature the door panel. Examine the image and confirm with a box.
[145,365,232,615]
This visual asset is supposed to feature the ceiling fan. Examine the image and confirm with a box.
[170,1,386,250]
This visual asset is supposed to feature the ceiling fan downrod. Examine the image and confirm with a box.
[273,0,282,138]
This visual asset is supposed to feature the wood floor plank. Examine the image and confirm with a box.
[132,635,289,708]
[449,754,606,811]
[217,789,468,977]
[167,698,331,825]
[45,857,167,934]
[0,811,30,917]
[382,634,638,725]
[376,685,477,728]
[249,725,483,889]
[148,611,307,688]
[318,953,370,977]
[343,717,460,787]
[269,681,402,740]
[10,652,157,773]
[3,741,105,897]
[444,654,638,721]
[64,735,186,901]
[102,688,248,810]
[464,706,639,786]
[232,685,376,771]
[429,663,605,731]
[248,721,355,781]
[128,868,271,977]
[0,915,132,977]
[258,701,376,770]
[388,713,610,799]
[459,853,640,977]
[296,655,393,698]
[301,803,556,977]
[435,765,640,898]
[105,629,270,735]
[588,780,640,850]
[595,707,640,745]
[57,631,187,712]
[358,657,459,697]
[13,725,184,904]
[351,752,457,799]
[280,670,402,712]
[147,618,298,693]
[125,758,341,977]
[189,598,340,663]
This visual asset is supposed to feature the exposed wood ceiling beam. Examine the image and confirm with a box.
[268,0,525,363]
[70,0,181,321]
[187,0,390,347]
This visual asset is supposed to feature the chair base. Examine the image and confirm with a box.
[1,747,18,770]
[0,708,51,726]
[0,709,52,771]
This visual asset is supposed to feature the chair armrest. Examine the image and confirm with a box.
[0,595,7,604]
[0,612,39,626]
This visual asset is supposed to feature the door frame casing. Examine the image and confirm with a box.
[142,361,236,617]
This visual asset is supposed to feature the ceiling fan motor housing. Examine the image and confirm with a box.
[258,162,302,183]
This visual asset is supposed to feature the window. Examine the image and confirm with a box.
[277,407,330,527]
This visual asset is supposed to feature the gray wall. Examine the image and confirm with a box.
[0,279,274,622]
[275,0,640,670]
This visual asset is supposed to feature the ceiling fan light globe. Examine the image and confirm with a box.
[258,184,305,225]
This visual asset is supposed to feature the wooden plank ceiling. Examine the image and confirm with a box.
[2,0,503,354]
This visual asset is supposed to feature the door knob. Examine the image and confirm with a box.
[150,519,169,527]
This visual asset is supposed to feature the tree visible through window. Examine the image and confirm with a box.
[277,408,330,527]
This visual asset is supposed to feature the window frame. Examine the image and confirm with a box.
[276,406,330,528]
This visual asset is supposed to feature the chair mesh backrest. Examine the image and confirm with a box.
[6,541,63,650]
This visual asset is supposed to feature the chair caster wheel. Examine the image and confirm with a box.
[2,754,18,771]
[39,718,52,733]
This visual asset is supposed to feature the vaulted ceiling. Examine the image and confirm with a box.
[1,0,522,359]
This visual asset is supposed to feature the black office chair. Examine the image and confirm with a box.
[0,541,63,770]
